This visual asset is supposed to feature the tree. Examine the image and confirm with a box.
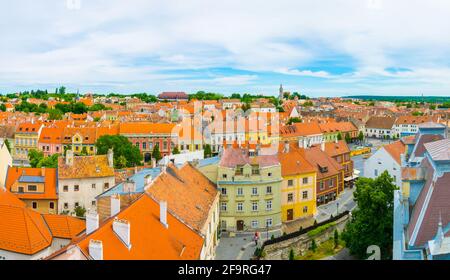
[310,239,317,252]
[74,206,86,217]
[28,149,58,168]
[345,132,351,143]
[204,144,212,158]
[37,154,59,168]
[28,149,44,168]
[172,146,180,155]
[0,103,6,112]
[116,155,128,169]
[152,145,162,162]
[3,139,11,153]
[80,146,88,156]
[289,249,295,260]
[58,86,66,95]
[337,132,343,141]
[48,109,63,120]
[287,117,302,125]
[334,229,339,249]
[95,135,143,168]
[358,131,364,142]
[429,104,436,110]
[341,171,397,260]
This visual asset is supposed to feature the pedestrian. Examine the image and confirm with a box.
[254,231,259,246]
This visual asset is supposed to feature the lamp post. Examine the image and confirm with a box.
[336,202,340,216]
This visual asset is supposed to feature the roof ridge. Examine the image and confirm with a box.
[27,209,53,246]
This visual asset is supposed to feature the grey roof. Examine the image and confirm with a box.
[18,175,45,183]
[424,139,450,161]
[98,168,161,198]
[418,122,447,129]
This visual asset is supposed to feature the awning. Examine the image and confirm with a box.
[345,175,359,181]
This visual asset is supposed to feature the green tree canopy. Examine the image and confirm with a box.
[342,171,397,260]
[152,145,162,162]
[337,132,343,141]
[95,135,143,168]
[287,117,302,125]
[204,144,212,158]
[172,146,180,155]
[28,149,58,168]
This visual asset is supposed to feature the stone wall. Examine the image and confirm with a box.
[261,214,350,260]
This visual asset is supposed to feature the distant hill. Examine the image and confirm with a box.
[343,95,450,103]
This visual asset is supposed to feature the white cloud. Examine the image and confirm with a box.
[1,0,450,95]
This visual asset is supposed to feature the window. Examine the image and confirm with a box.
[251,165,260,175]
[104,183,109,190]
[222,173,227,179]
[266,186,272,194]
[27,185,37,191]
[268,172,272,177]
[32,202,37,209]
[266,200,272,210]
[18,186,24,193]
[237,202,243,212]
[64,203,68,209]
[90,146,94,151]
[92,183,96,189]
[302,177,308,184]
[74,185,79,192]
[303,206,308,213]
[49,202,55,209]
[164,141,168,150]
[63,185,68,192]
[142,142,147,150]
[135,142,140,148]
[92,201,96,206]
[252,187,258,195]
[252,202,258,211]
[319,181,324,190]
[221,202,227,211]
[235,165,244,175]
[374,169,378,177]
[287,193,294,202]
[288,179,294,187]
[74,202,79,208]
[251,220,259,228]
[329,179,333,187]
[266,218,273,228]
[237,188,243,196]
[302,191,308,199]
[221,188,227,195]
[221,220,227,230]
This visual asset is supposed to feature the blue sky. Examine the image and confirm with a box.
[1,0,450,97]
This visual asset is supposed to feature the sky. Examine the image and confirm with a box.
[1,0,450,97]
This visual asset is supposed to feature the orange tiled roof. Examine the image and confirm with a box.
[280,122,322,137]
[75,193,204,260]
[5,167,58,200]
[58,155,115,179]
[39,127,64,144]
[0,189,53,255]
[146,163,219,234]
[278,143,316,176]
[303,145,344,180]
[324,140,351,158]
[383,140,406,165]
[119,122,176,134]
[42,214,85,239]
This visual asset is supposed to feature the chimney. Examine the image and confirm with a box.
[124,178,136,193]
[65,149,74,166]
[107,148,114,168]
[284,141,290,153]
[86,211,99,235]
[321,141,325,152]
[160,200,168,228]
[112,218,131,249]
[88,240,103,260]
[110,194,121,217]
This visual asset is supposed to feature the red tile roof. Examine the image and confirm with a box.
[74,194,204,260]
[5,167,58,200]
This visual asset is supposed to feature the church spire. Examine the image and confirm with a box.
[279,84,284,100]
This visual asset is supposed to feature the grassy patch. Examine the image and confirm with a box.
[307,222,336,237]
[296,238,345,260]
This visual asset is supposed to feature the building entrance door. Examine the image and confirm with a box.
[236,220,244,231]
[287,209,294,221]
